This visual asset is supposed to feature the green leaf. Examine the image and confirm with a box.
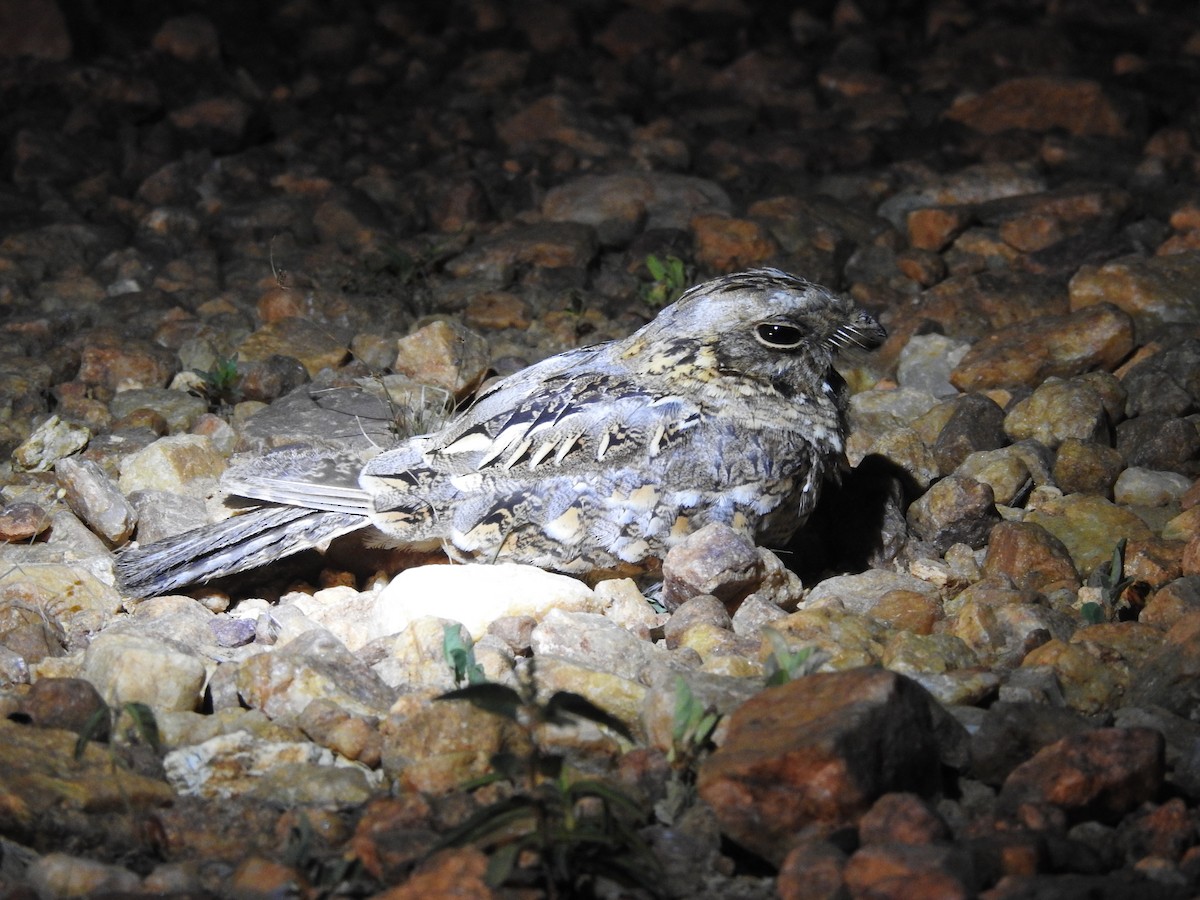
[122,702,161,752]
[484,841,522,888]
[646,254,666,281]
[1080,601,1105,625]
[74,706,112,759]
[541,691,633,741]
[442,623,486,686]
[437,683,523,722]
[564,778,644,818]
[671,676,696,744]
[436,795,539,849]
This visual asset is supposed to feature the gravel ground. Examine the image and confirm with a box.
[1,1,1200,898]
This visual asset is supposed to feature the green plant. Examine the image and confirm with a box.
[655,677,721,827]
[75,700,161,760]
[762,629,818,686]
[193,356,243,411]
[1082,538,1136,624]
[640,254,688,308]
[433,668,661,898]
[666,676,719,768]
[443,623,487,687]
[281,811,368,895]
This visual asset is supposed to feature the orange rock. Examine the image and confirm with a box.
[906,207,969,252]
[696,669,953,864]
[946,76,1128,137]
[690,214,780,271]
[372,848,493,900]
[1000,728,1164,816]
[983,521,1080,595]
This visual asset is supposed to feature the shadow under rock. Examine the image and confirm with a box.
[783,453,918,584]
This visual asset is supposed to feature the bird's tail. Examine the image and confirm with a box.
[115,505,367,598]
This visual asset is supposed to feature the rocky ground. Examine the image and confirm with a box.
[1,0,1200,897]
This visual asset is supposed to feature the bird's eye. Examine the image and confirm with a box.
[754,321,806,349]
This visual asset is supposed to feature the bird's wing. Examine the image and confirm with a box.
[222,445,376,514]
[362,358,707,486]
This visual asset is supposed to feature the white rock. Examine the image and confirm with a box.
[25,852,141,898]
[289,585,382,651]
[117,434,224,496]
[595,577,661,638]
[804,569,940,616]
[1113,467,1193,507]
[163,731,333,798]
[372,563,602,639]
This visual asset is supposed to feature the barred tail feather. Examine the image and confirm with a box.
[116,506,367,598]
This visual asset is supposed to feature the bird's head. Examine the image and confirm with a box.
[636,268,886,399]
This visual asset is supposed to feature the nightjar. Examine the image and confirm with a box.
[116,269,886,597]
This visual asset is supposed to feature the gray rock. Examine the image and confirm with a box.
[906,475,1000,553]
[896,333,971,398]
[662,522,763,611]
[1112,467,1193,506]
[55,457,136,545]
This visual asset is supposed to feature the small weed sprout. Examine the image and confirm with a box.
[443,623,487,687]
[762,629,819,686]
[193,356,244,411]
[433,665,661,897]
[74,700,161,760]
[1081,538,1137,624]
[655,677,721,827]
[640,254,688,308]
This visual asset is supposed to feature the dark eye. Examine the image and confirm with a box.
[755,322,806,349]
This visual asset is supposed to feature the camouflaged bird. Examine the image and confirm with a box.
[116,269,886,597]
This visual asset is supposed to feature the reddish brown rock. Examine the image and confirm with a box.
[1184,536,1200,577]
[871,590,943,636]
[168,96,253,142]
[946,76,1128,137]
[691,214,780,271]
[444,222,599,280]
[950,305,1135,392]
[859,792,951,846]
[15,677,108,735]
[77,338,175,392]
[908,207,970,252]
[696,669,952,864]
[495,94,611,156]
[843,843,974,900]
[256,285,306,323]
[1122,539,1186,590]
[777,839,847,900]
[1115,797,1194,863]
[391,319,490,398]
[237,318,347,378]
[999,728,1165,818]
[983,521,1080,595]
[373,847,494,900]
[151,14,220,62]
[228,857,309,898]
[1069,251,1200,328]
[349,795,436,882]
[463,292,531,331]
[0,501,51,542]
[911,271,1069,341]
[1141,577,1200,630]
[661,522,763,612]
